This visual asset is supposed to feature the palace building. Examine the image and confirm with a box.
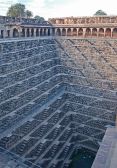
[0,15,117,38]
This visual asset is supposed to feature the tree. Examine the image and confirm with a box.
[94,10,107,16]
[25,10,33,18]
[7,3,25,17]
[34,15,45,22]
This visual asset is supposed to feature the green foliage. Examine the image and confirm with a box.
[34,15,45,22]
[25,10,33,18]
[7,3,33,18]
[7,3,25,17]
[94,10,107,16]
[7,3,44,21]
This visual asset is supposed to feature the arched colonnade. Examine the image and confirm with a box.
[55,27,117,38]
[1,27,117,38]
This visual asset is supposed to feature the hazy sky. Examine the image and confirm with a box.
[0,0,117,19]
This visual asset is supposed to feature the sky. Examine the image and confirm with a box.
[0,0,117,20]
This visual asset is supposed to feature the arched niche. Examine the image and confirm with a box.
[112,28,117,38]
[44,28,47,36]
[7,30,10,38]
[67,28,71,36]
[78,28,83,37]
[105,28,111,37]
[56,28,61,36]
[13,28,19,37]
[21,28,25,37]
[85,28,91,37]
[1,30,4,38]
[73,28,77,36]
[99,28,104,37]
[52,28,55,36]
[92,28,97,37]
[62,28,66,36]
[31,28,34,37]
[36,29,39,36]
[47,29,51,36]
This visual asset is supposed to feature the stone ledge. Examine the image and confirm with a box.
[92,127,117,168]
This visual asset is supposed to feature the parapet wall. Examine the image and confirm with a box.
[0,15,49,25]
[49,16,117,24]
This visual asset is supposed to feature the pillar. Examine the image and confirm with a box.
[10,29,13,38]
[55,28,57,36]
[39,29,41,36]
[90,28,93,38]
[47,28,52,36]
[29,28,32,37]
[41,28,44,36]
[83,28,86,38]
[77,28,79,36]
[60,28,62,36]
[18,29,22,38]
[111,28,113,38]
[3,29,7,38]
[104,28,106,37]
[66,28,68,36]
[97,28,99,37]
[71,28,73,36]
[24,28,27,37]
[46,28,48,36]
[34,28,37,37]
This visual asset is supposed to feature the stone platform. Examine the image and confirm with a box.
[92,127,117,168]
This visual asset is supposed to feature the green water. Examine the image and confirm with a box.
[69,148,96,168]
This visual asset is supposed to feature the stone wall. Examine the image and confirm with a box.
[49,16,117,24]
[0,37,116,168]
